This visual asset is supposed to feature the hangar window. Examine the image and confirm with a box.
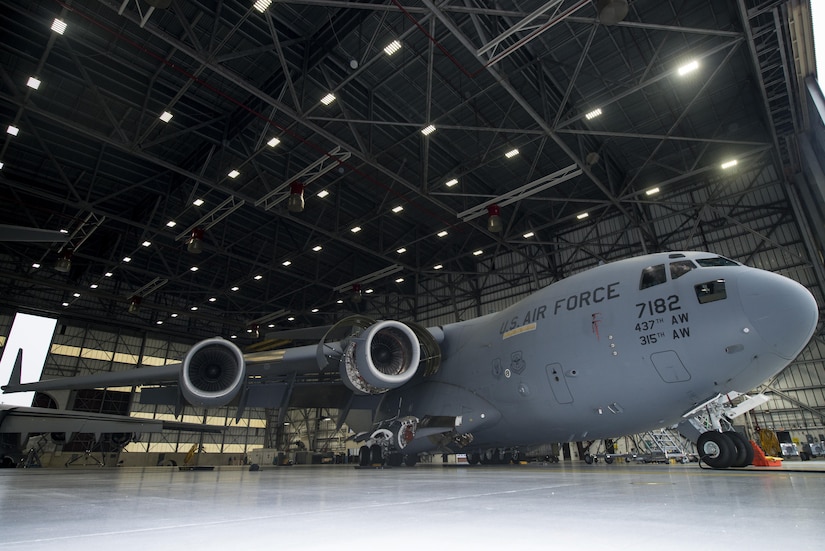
[695,279,727,304]
[640,264,666,289]
[695,256,739,267]
[669,260,696,280]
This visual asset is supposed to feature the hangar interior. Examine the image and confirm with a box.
[1,0,824,466]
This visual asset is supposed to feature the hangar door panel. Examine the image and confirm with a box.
[545,363,573,404]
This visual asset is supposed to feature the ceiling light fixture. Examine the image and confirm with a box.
[159,111,173,123]
[678,60,699,76]
[721,159,738,169]
[473,250,483,256]
[288,182,304,213]
[123,256,132,262]
[421,124,436,136]
[312,245,323,252]
[434,264,443,270]
[254,274,263,280]
[90,283,98,289]
[253,0,272,13]
[576,212,590,220]
[187,227,204,254]
[190,266,199,272]
[505,148,519,158]
[351,226,362,233]
[321,93,336,105]
[267,137,280,147]
[585,108,602,120]
[645,187,660,196]
[142,240,151,247]
[166,220,177,227]
[209,297,217,302]
[445,178,458,187]
[523,231,535,238]
[231,286,240,292]
[26,77,41,90]
[437,230,448,238]
[396,247,407,254]
[487,204,502,233]
[317,190,329,198]
[51,18,67,34]
[228,169,240,179]
[104,272,113,277]
[392,206,404,213]
[193,198,204,206]
[282,260,292,266]
[7,125,19,136]
[32,263,40,269]
[384,40,402,56]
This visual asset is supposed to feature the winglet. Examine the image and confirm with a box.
[2,349,23,391]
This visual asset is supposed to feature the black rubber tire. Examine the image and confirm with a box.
[387,452,403,467]
[727,431,754,467]
[369,444,384,466]
[698,431,735,469]
[403,454,418,467]
[358,445,371,467]
[583,453,593,464]
[604,455,614,464]
[467,452,480,465]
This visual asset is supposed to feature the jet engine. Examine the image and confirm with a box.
[341,320,421,394]
[180,338,246,408]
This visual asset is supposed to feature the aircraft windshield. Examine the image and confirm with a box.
[695,256,740,267]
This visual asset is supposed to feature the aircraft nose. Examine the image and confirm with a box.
[738,269,819,360]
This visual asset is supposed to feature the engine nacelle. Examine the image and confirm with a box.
[180,338,246,408]
[341,321,421,394]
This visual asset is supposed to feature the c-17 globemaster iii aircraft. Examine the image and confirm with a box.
[3,251,819,469]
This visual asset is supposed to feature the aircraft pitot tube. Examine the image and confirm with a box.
[180,338,246,407]
[340,320,421,395]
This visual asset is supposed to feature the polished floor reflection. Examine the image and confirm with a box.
[1,461,823,550]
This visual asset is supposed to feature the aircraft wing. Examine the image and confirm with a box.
[2,316,444,424]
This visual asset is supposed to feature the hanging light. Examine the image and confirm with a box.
[351,283,362,304]
[288,182,305,213]
[187,227,204,254]
[487,204,502,233]
[54,248,73,273]
[128,296,142,314]
[249,324,260,338]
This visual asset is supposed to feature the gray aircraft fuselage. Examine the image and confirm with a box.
[379,251,818,454]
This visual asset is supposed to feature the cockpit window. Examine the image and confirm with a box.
[695,256,740,267]
[670,260,696,280]
[640,264,666,290]
[695,279,727,304]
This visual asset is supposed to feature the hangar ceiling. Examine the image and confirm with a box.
[0,0,822,344]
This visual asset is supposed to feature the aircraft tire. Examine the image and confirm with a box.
[726,431,754,467]
[387,452,403,467]
[369,444,384,466]
[697,431,734,469]
[467,452,480,465]
[404,454,418,467]
[358,445,371,467]
[583,453,593,464]
[604,455,614,464]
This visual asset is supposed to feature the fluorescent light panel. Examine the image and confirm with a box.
[253,0,272,13]
[26,77,41,90]
[7,125,19,136]
[159,111,173,122]
[267,137,280,147]
[505,148,519,158]
[384,40,402,56]
[321,93,336,105]
[228,169,240,179]
[678,60,699,76]
[445,178,458,187]
[645,187,660,196]
[585,108,602,120]
[721,159,738,169]
[193,198,204,206]
[421,124,435,136]
[51,18,67,34]
[317,190,329,198]
[576,212,589,220]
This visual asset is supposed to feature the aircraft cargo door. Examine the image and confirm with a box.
[546,363,573,404]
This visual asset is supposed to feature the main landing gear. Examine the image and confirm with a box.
[697,431,754,469]
[357,444,418,467]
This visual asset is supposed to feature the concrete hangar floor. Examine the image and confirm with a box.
[1,461,822,550]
